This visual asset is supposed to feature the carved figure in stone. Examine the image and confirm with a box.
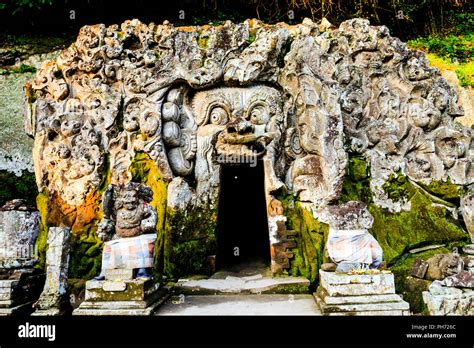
[95,182,157,280]
[318,201,383,273]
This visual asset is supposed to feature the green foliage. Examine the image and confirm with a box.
[381,170,415,203]
[418,177,463,204]
[455,61,474,87]
[0,0,53,14]
[0,170,37,206]
[0,64,36,75]
[408,34,473,63]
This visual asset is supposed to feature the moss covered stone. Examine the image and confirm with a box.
[340,156,469,265]
[69,224,103,279]
[0,170,37,206]
[418,177,464,204]
[34,190,49,271]
[163,204,218,278]
[280,194,329,283]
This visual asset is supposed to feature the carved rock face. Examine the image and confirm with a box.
[25,17,472,246]
[193,86,282,157]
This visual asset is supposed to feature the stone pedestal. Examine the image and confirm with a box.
[73,278,168,315]
[314,270,410,315]
[0,269,44,315]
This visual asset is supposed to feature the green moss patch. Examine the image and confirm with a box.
[129,152,168,277]
[280,194,329,283]
[418,177,463,204]
[34,190,49,271]
[340,156,468,264]
[69,224,103,279]
[0,170,37,206]
[164,204,218,278]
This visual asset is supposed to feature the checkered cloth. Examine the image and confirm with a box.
[327,228,383,267]
[101,233,156,271]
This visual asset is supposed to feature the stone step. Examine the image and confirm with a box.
[314,293,409,314]
[315,287,406,305]
[155,294,321,315]
[175,276,310,295]
[320,310,410,316]
[0,301,35,316]
[74,297,167,316]
[74,286,169,316]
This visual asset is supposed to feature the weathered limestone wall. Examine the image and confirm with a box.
[0,51,62,175]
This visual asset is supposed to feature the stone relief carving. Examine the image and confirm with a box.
[96,182,157,280]
[25,17,473,273]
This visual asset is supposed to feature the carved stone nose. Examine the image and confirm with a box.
[226,117,254,135]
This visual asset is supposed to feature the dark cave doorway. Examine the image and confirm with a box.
[216,161,271,271]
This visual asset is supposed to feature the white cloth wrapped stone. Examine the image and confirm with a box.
[100,234,156,271]
[327,228,383,267]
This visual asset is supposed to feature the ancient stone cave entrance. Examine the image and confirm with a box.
[216,161,271,271]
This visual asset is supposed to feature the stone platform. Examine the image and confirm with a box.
[156,294,321,315]
[175,274,310,295]
[73,278,168,316]
[0,269,45,316]
[314,270,410,315]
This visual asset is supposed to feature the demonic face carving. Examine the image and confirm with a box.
[119,189,139,211]
[192,86,283,157]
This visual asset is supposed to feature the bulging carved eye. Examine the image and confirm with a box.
[249,106,269,125]
[210,107,228,125]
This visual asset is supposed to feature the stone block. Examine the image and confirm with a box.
[315,271,410,316]
[463,244,474,255]
[426,253,464,281]
[319,270,395,296]
[423,289,474,315]
[441,271,473,288]
[315,295,409,313]
[0,209,40,269]
[314,285,410,316]
[0,269,44,315]
[84,278,159,302]
[411,259,429,279]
